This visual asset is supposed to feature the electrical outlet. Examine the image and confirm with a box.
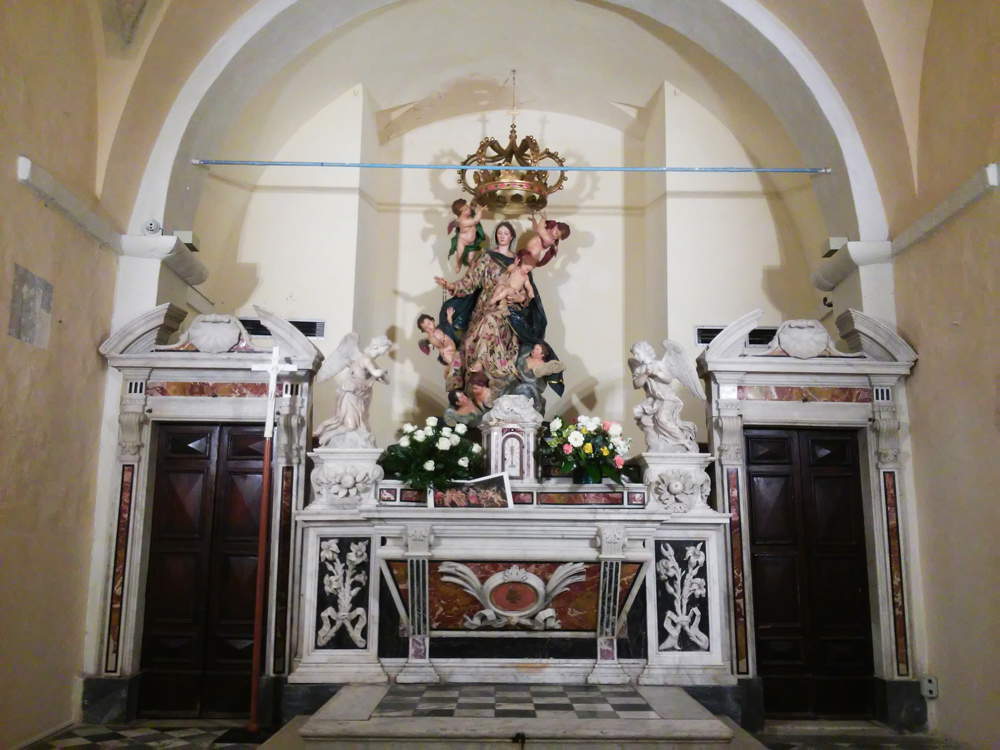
[921,676,939,699]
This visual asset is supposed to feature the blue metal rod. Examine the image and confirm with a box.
[190,158,831,175]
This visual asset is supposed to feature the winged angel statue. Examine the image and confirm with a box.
[629,340,705,453]
[313,333,392,448]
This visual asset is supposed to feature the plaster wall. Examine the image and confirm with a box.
[663,87,820,433]
[890,1,1000,744]
[0,3,116,746]
[193,87,822,448]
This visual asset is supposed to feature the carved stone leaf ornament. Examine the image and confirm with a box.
[656,542,709,651]
[482,394,543,427]
[651,470,711,513]
[438,561,586,630]
[316,538,369,648]
[312,463,384,503]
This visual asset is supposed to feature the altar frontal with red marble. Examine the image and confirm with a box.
[388,561,640,632]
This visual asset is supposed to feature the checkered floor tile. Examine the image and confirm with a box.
[27,725,247,749]
[373,683,661,719]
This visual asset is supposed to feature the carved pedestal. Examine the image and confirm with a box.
[641,453,715,514]
[309,448,383,509]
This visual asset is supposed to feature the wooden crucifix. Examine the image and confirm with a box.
[248,347,297,732]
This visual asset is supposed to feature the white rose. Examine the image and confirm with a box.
[450,434,460,446]
[455,423,468,435]
[568,430,584,447]
[423,460,435,471]
[402,423,416,434]
[472,444,482,454]
[399,436,411,448]
[426,416,439,427]
[436,437,452,451]
[608,422,623,437]
[413,431,426,442]
[550,417,562,432]
[458,456,469,468]
[442,426,453,436]
[588,416,601,431]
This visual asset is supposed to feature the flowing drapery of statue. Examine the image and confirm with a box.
[418,206,570,421]
[314,333,392,448]
[629,340,705,453]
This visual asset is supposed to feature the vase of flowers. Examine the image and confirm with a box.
[537,415,631,484]
[378,417,485,490]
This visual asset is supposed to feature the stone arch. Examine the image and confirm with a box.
[127,0,886,243]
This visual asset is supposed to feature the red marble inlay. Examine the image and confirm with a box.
[378,487,398,503]
[104,464,135,673]
[146,381,268,398]
[399,489,426,503]
[490,582,540,612]
[273,466,294,674]
[627,491,646,506]
[512,491,534,505]
[537,492,624,506]
[737,385,872,403]
[389,561,409,608]
[727,468,749,674]
[883,471,910,676]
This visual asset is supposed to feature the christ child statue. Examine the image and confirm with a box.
[447,198,486,271]
[488,251,537,308]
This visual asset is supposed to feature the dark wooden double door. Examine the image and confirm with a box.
[745,428,874,718]
[139,423,265,717]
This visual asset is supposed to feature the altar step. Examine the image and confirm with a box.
[291,683,764,749]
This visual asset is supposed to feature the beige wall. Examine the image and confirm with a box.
[0,3,116,746]
[892,1,1000,744]
[194,88,822,447]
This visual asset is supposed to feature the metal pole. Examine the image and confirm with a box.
[191,158,831,175]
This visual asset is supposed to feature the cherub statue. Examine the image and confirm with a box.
[313,333,392,448]
[447,198,486,271]
[521,212,570,267]
[417,312,458,366]
[628,340,705,453]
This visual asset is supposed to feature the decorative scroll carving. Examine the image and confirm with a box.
[438,561,586,630]
[117,408,147,458]
[716,405,743,464]
[656,542,709,651]
[651,469,711,513]
[277,406,306,463]
[761,319,860,359]
[316,539,369,648]
[872,403,901,467]
[154,313,258,353]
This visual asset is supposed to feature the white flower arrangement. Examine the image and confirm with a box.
[379,417,486,490]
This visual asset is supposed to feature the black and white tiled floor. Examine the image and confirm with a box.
[373,682,661,719]
[27,724,250,749]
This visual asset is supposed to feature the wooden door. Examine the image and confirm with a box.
[139,423,265,717]
[745,428,874,717]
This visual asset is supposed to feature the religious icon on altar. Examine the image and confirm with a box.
[430,472,512,509]
[431,203,571,410]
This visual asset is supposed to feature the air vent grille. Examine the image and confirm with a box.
[696,326,778,346]
[874,386,893,402]
[240,318,325,338]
